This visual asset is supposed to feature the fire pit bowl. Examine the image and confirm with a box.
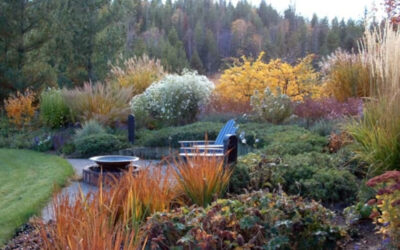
[89,155,139,169]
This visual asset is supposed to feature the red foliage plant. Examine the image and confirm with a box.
[366,170,400,247]
[384,0,400,24]
[294,97,363,121]
[204,94,252,115]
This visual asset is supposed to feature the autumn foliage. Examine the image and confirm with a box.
[39,166,177,250]
[4,89,37,128]
[320,49,371,102]
[367,171,400,247]
[109,54,165,97]
[216,52,322,104]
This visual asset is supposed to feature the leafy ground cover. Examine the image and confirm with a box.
[141,191,343,249]
[0,149,73,244]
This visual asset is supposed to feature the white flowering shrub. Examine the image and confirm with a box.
[250,87,293,124]
[130,70,214,127]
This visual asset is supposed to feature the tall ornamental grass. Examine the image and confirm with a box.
[37,155,231,248]
[40,88,70,128]
[172,153,232,207]
[39,166,176,250]
[320,49,371,102]
[109,54,165,96]
[347,23,400,176]
[62,82,133,126]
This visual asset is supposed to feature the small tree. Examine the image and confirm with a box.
[216,52,322,104]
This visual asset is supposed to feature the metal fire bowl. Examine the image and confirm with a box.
[89,155,139,169]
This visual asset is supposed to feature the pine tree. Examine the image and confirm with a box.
[190,49,204,73]
[0,0,56,99]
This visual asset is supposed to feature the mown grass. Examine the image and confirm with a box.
[0,149,73,245]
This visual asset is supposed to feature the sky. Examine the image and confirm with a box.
[229,0,384,21]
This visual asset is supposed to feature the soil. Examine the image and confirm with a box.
[343,220,387,250]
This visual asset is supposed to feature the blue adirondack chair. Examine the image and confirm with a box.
[179,119,237,156]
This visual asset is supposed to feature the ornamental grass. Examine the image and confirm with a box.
[346,23,400,176]
[38,166,177,250]
[62,81,133,126]
[171,153,232,207]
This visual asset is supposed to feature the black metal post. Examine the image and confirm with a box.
[128,115,135,144]
[223,134,238,164]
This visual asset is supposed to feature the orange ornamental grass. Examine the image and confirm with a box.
[171,153,233,207]
[39,166,177,250]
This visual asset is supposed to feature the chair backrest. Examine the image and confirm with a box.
[214,119,236,145]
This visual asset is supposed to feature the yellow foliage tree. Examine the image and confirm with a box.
[216,52,322,103]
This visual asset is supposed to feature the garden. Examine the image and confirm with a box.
[1,1,400,249]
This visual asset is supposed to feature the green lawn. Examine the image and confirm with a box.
[0,149,73,245]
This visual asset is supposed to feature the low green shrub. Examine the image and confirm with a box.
[228,163,250,194]
[140,191,344,249]
[236,152,358,203]
[343,202,373,226]
[136,122,222,148]
[238,123,327,154]
[310,119,339,136]
[0,127,53,151]
[40,88,71,128]
[60,143,75,155]
[136,122,327,153]
[74,120,106,139]
[74,133,127,157]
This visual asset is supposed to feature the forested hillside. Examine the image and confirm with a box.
[0,0,364,99]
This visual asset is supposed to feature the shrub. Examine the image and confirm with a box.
[237,123,328,153]
[367,171,400,248]
[237,152,358,203]
[62,82,133,126]
[172,154,232,207]
[228,163,250,194]
[320,49,371,102]
[4,89,37,128]
[109,54,165,96]
[250,87,293,124]
[32,134,53,152]
[294,97,363,123]
[262,127,327,155]
[74,133,126,157]
[136,122,327,154]
[140,191,343,249]
[309,119,339,136]
[343,202,373,226]
[40,88,70,128]
[328,131,352,153]
[131,70,214,127]
[204,93,252,115]
[216,52,322,104]
[74,120,106,139]
[135,122,222,148]
[347,23,400,176]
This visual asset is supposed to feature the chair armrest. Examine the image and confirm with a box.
[193,144,223,148]
[180,147,224,154]
[179,141,215,147]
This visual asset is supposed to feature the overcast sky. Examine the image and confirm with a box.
[229,0,384,21]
